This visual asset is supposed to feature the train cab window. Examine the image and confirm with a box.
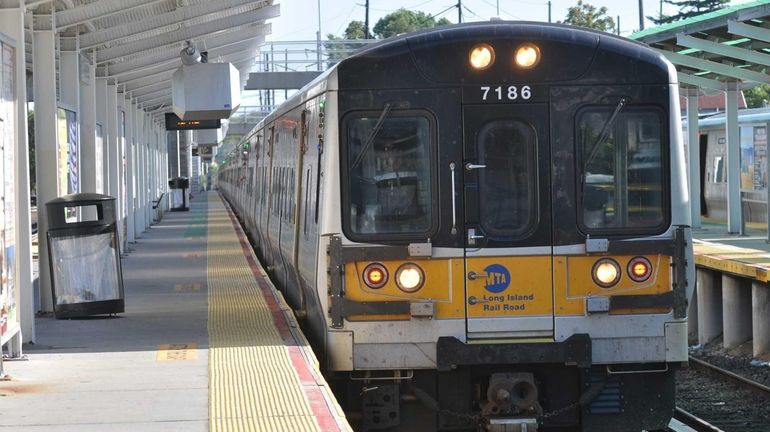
[478,120,537,238]
[578,108,667,232]
[345,113,435,238]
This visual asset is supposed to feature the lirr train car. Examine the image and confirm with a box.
[696,108,770,223]
[219,21,694,432]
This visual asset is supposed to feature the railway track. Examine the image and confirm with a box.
[673,356,770,432]
[689,356,770,398]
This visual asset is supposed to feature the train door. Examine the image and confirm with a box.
[462,104,553,339]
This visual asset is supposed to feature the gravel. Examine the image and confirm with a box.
[676,338,770,432]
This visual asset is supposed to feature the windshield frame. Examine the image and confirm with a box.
[340,108,439,243]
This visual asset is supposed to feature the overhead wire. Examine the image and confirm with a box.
[334,3,361,35]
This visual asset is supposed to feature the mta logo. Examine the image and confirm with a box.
[483,264,510,293]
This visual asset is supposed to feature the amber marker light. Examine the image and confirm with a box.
[514,43,540,68]
[592,258,621,288]
[469,44,495,70]
[363,263,388,289]
[628,257,652,282]
[395,263,425,293]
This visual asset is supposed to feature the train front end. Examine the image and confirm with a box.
[324,22,693,432]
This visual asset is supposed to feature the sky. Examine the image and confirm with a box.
[269,0,755,40]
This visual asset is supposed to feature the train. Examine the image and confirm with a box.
[219,21,694,432]
[695,108,770,223]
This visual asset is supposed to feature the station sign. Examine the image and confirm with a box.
[165,113,221,131]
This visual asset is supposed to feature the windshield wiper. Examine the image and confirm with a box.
[584,98,627,169]
[351,102,392,170]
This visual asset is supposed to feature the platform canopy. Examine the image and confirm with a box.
[18,0,279,119]
[631,0,770,92]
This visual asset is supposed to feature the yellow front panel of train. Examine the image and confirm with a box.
[553,254,672,316]
[465,256,553,318]
[344,259,467,320]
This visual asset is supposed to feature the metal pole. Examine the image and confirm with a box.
[496,0,499,16]
[617,16,620,35]
[285,48,288,99]
[765,122,770,243]
[317,0,322,70]
[458,0,462,23]
[365,0,370,39]
[638,0,644,30]
[548,1,551,23]
[725,84,742,234]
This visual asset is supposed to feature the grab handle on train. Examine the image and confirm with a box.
[467,228,485,246]
[467,271,487,281]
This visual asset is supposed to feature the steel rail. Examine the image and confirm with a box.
[689,356,770,398]
[671,407,725,432]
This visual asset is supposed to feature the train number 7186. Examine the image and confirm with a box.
[480,85,532,101]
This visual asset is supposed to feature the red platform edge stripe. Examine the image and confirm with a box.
[222,197,342,432]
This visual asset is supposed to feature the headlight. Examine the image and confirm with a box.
[592,258,621,288]
[395,263,425,293]
[469,44,495,70]
[363,263,388,289]
[628,257,652,282]
[514,43,540,69]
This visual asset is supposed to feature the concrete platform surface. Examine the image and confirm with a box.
[0,192,348,431]
[693,219,770,282]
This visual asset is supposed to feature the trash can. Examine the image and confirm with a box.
[168,177,189,211]
[45,193,125,318]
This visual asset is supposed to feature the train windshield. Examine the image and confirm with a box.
[346,113,434,237]
[578,108,666,232]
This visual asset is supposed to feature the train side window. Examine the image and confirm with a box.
[713,156,725,183]
[343,111,436,239]
[304,168,311,234]
[577,107,668,233]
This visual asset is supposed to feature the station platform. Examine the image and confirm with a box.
[0,192,349,432]
[693,220,770,281]
[690,220,770,358]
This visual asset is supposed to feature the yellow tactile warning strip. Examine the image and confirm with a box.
[206,193,348,432]
[694,240,770,282]
[156,343,199,361]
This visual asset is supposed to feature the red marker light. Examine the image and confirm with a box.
[627,257,652,282]
[363,263,388,289]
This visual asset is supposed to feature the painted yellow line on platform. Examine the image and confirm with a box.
[175,283,202,292]
[156,343,199,361]
[694,242,770,282]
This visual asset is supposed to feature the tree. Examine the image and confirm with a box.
[372,8,450,39]
[650,0,730,25]
[342,20,367,40]
[744,84,770,108]
[561,0,615,32]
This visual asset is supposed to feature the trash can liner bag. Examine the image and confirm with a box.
[51,233,120,304]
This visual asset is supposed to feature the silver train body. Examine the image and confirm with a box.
[696,108,770,223]
[220,22,693,432]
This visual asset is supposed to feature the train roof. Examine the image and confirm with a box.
[349,20,657,61]
[334,20,674,89]
[697,107,770,128]
[232,21,675,154]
